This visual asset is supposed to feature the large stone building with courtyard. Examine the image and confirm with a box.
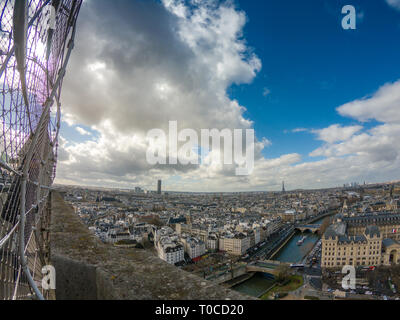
[321,212,400,268]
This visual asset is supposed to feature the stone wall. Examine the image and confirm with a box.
[49,192,251,300]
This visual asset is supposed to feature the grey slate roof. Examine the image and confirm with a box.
[382,238,399,248]
[324,222,347,239]
[365,225,380,238]
[338,235,367,244]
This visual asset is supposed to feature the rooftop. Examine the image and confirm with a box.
[50,192,251,300]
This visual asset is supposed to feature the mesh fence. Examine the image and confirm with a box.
[0,0,82,300]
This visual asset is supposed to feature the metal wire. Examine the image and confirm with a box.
[0,0,82,300]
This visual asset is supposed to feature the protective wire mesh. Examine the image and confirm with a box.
[0,0,82,300]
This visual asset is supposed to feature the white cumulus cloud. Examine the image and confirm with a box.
[337,80,400,124]
[386,0,400,10]
[75,127,92,136]
[312,124,363,144]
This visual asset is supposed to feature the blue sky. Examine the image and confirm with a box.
[229,0,400,160]
[57,0,400,191]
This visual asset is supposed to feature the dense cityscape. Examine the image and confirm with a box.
[57,180,400,300]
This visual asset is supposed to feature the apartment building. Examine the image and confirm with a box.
[181,236,206,260]
[219,233,250,256]
[156,241,185,265]
[322,224,383,268]
[154,226,184,265]
[206,233,219,251]
[176,223,209,242]
[322,213,400,268]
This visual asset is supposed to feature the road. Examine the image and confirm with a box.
[244,225,294,261]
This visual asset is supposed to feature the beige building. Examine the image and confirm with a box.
[181,236,206,260]
[322,213,400,268]
[382,238,400,265]
[341,213,400,241]
[279,210,305,223]
[176,223,209,242]
[279,210,297,223]
[219,233,250,256]
[322,224,382,268]
[262,218,283,238]
[206,234,219,251]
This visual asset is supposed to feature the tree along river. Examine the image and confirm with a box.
[233,216,327,297]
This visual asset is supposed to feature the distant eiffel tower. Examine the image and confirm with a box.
[282,181,286,193]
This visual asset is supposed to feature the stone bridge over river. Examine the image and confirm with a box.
[295,224,322,234]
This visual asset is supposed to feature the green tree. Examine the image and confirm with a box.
[318,217,332,236]
[276,265,290,284]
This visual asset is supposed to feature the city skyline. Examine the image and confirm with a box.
[55,178,400,194]
[56,0,400,192]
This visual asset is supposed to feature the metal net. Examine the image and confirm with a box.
[0,0,82,300]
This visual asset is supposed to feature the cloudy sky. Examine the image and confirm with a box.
[56,0,400,192]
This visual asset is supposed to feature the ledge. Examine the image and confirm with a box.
[49,192,251,300]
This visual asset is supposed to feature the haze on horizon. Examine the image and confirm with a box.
[56,0,400,193]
